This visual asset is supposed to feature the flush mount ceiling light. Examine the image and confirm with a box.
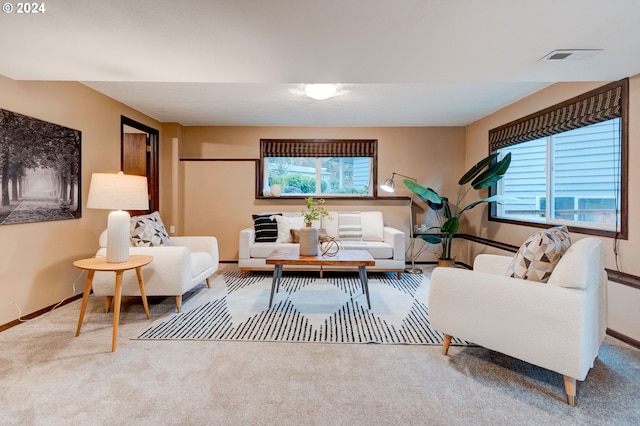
[539,49,602,61]
[303,84,338,100]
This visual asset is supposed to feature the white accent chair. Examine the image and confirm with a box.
[92,231,219,313]
[428,237,607,406]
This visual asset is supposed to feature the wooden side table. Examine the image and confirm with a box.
[73,255,153,352]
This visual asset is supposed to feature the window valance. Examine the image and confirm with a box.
[261,139,377,157]
[489,79,628,152]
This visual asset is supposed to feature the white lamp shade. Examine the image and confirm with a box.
[87,172,149,263]
[87,172,149,210]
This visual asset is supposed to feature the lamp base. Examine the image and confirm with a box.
[106,210,131,263]
[404,267,423,274]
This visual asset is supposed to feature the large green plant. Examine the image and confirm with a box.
[403,152,511,261]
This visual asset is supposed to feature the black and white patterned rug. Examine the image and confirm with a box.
[134,270,469,345]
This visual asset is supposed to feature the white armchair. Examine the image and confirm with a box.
[428,237,607,406]
[92,232,219,313]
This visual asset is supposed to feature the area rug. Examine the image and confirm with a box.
[134,270,469,345]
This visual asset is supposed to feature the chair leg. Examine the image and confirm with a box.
[564,376,577,407]
[104,296,113,313]
[205,277,211,288]
[442,334,452,355]
[175,296,182,313]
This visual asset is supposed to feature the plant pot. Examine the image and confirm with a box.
[299,224,318,256]
[437,259,456,268]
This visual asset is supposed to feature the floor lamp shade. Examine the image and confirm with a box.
[87,172,149,263]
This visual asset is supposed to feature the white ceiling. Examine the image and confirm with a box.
[2,0,639,126]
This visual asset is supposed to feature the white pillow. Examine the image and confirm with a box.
[275,215,305,243]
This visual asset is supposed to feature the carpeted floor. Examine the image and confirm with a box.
[1,264,639,425]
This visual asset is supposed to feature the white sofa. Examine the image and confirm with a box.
[428,237,607,406]
[92,231,219,313]
[239,211,405,278]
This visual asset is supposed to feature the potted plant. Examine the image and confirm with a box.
[403,152,511,266]
[299,197,330,256]
[301,197,330,225]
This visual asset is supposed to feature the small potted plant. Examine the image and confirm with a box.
[301,197,330,226]
[299,197,330,256]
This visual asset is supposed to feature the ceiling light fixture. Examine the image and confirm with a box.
[303,84,338,100]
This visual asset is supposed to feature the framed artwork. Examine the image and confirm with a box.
[0,108,81,225]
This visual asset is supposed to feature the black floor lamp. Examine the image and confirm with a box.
[380,172,422,274]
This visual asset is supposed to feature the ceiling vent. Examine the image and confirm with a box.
[540,49,602,61]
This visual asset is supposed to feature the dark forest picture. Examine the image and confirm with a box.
[0,109,81,225]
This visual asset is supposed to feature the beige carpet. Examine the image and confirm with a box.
[1,264,639,425]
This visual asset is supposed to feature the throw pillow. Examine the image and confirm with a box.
[290,228,300,243]
[130,211,172,247]
[318,228,332,243]
[506,225,571,283]
[252,214,281,242]
[274,215,305,243]
[338,211,363,241]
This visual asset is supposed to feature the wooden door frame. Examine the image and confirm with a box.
[120,116,159,213]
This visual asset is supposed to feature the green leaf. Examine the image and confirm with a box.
[460,195,508,213]
[403,179,442,204]
[458,153,499,185]
[441,217,459,234]
[418,235,442,244]
[471,152,512,189]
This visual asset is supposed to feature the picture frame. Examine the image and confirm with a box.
[0,108,82,225]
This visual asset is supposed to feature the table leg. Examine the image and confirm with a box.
[111,271,124,352]
[358,266,371,309]
[75,270,95,336]
[268,265,283,309]
[135,266,150,320]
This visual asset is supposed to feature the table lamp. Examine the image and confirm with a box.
[87,172,149,263]
[380,172,422,274]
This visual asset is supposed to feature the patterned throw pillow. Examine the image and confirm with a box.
[130,211,172,247]
[338,211,363,241]
[252,214,281,242]
[506,225,571,283]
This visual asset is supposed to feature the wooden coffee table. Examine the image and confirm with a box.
[265,249,375,309]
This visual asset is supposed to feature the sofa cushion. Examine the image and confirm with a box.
[361,211,384,241]
[130,211,172,247]
[325,242,393,259]
[338,211,363,241]
[252,214,281,242]
[506,225,571,283]
[250,242,298,258]
[274,215,305,243]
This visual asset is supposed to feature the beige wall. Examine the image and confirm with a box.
[0,75,160,326]
[177,126,466,261]
[464,76,640,341]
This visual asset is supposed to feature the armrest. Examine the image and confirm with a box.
[95,246,192,287]
[383,226,405,261]
[239,227,255,260]
[170,236,219,268]
[473,254,513,275]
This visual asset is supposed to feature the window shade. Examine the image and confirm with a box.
[489,79,628,152]
[261,139,377,157]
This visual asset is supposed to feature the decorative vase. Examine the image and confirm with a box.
[299,223,318,256]
[270,184,282,197]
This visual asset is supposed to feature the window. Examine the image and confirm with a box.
[259,139,377,197]
[489,79,628,238]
